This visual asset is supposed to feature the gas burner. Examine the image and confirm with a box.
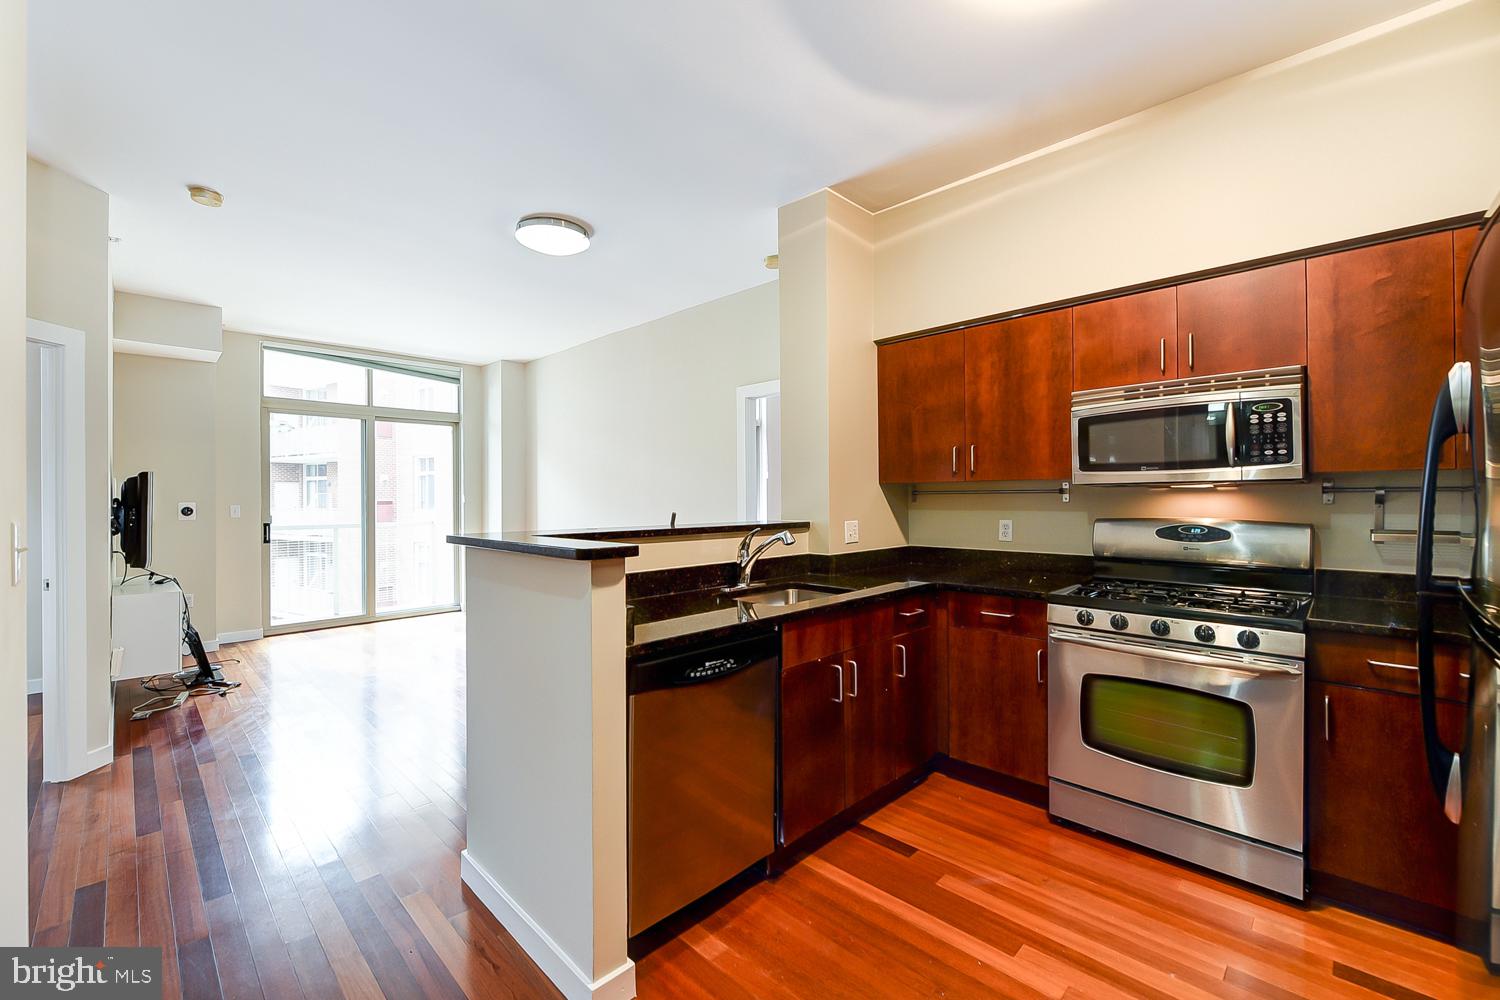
[1070,579,1311,620]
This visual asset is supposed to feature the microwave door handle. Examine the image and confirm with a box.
[1225,405,1237,467]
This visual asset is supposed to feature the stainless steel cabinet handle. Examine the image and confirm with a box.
[896,644,908,679]
[833,663,843,703]
[1159,338,1166,373]
[1324,694,1330,742]
[1187,332,1194,370]
[970,444,975,474]
[979,610,1015,619]
[1461,672,1471,680]
[849,660,858,698]
[952,446,958,474]
[1036,648,1044,684]
[897,609,926,618]
[1366,659,1418,673]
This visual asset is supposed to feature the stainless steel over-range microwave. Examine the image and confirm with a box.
[1070,366,1305,486]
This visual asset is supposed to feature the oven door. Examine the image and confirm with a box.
[1072,392,1241,485]
[1048,626,1303,851]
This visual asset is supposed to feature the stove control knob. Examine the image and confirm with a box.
[1194,624,1217,644]
[1075,609,1095,627]
[1150,619,1171,637]
[1109,614,1129,631]
[1237,629,1261,650]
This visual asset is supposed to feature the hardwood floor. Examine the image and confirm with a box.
[27,614,1499,999]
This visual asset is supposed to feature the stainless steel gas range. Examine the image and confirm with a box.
[1046,518,1313,899]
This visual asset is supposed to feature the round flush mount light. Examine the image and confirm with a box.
[514,214,592,256]
[188,185,224,208]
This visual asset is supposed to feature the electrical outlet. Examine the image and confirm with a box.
[184,593,194,608]
[998,519,1014,542]
[843,520,859,544]
[229,504,241,518]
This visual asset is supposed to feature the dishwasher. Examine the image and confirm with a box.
[627,632,777,936]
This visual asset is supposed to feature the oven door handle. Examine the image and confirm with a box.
[1048,628,1302,676]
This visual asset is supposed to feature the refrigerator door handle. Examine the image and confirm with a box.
[1415,360,1471,821]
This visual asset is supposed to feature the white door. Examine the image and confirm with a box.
[25,342,60,701]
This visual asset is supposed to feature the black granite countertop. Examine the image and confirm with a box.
[624,548,1472,657]
[448,520,811,560]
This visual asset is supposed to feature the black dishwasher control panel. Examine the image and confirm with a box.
[629,632,780,694]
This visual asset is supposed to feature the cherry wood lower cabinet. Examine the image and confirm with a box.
[779,654,848,846]
[1307,680,1466,917]
[947,597,1048,786]
[779,600,945,847]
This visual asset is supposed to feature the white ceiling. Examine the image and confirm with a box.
[28,0,1435,364]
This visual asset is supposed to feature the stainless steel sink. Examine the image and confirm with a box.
[727,582,850,607]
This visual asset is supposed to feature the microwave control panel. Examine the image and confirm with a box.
[1240,399,1295,465]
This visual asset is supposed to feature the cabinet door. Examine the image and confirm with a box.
[965,310,1072,481]
[1176,261,1307,377]
[1072,287,1177,391]
[890,628,939,780]
[877,332,966,483]
[1308,232,1456,472]
[1306,682,1464,911]
[842,642,892,805]
[780,656,847,846]
[948,628,1047,784]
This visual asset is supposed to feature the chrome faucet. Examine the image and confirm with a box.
[734,528,794,588]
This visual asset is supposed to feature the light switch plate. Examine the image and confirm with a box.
[998,519,1014,542]
[843,520,859,544]
[229,504,241,518]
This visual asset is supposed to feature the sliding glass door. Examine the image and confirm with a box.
[373,420,455,613]
[262,346,461,633]
[267,412,366,626]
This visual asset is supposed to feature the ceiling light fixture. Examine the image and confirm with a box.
[515,214,592,256]
[188,185,224,208]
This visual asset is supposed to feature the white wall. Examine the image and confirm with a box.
[482,360,528,532]
[0,0,28,946]
[113,353,218,640]
[865,0,1500,575]
[526,280,778,528]
[114,291,222,358]
[26,158,113,762]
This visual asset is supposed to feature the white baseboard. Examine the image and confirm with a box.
[26,677,41,696]
[216,629,263,645]
[460,851,635,1000]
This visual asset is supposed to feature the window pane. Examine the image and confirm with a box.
[372,368,458,412]
[374,421,455,613]
[1081,676,1254,786]
[263,349,368,405]
[267,413,365,624]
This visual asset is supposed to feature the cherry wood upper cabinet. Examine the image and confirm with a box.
[1307,232,1456,473]
[1176,261,1307,377]
[965,310,1072,481]
[877,331,965,483]
[1072,287,1177,390]
[1456,226,1481,462]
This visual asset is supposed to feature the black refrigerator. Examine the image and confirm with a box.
[1416,192,1500,972]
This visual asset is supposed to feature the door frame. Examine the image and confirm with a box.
[261,397,463,635]
[735,379,780,521]
[26,320,90,783]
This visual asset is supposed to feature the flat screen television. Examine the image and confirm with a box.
[113,471,154,570]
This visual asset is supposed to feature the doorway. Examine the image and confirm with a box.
[737,380,781,521]
[261,345,461,633]
[25,319,88,784]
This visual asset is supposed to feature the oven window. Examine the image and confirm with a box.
[1077,403,1230,472]
[1080,675,1254,786]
